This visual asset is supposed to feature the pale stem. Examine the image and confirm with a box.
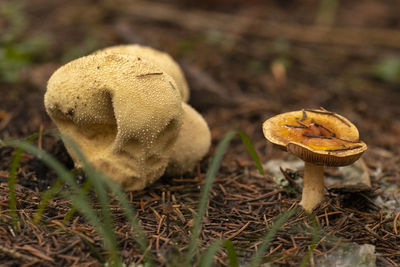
[299,162,324,212]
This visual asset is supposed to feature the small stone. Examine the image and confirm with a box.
[325,158,371,191]
[314,243,376,267]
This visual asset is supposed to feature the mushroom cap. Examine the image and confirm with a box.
[262,109,367,167]
[93,44,190,102]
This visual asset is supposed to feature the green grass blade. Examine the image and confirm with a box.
[102,177,154,266]
[224,240,239,267]
[81,237,107,263]
[198,239,238,267]
[237,130,264,175]
[247,207,299,267]
[33,178,64,224]
[185,130,237,265]
[63,179,92,223]
[299,214,320,267]
[199,239,224,267]
[86,173,121,266]
[58,135,122,266]
[83,170,119,266]
[8,146,23,228]
[3,140,119,265]
[5,133,40,229]
[185,130,265,265]
[61,134,152,266]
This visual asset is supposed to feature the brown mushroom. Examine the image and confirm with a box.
[262,108,367,212]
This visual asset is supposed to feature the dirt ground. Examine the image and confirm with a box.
[1,0,400,266]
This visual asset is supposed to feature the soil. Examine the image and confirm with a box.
[1,0,399,266]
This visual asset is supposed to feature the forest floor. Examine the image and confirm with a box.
[0,0,399,266]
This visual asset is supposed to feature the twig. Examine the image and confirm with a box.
[300,109,307,122]
[157,215,165,235]
[295,119,309,127]
[226,221,251,239]
[305,109,350,127]
[279,167,301,190]
[285,124,307,129]
[136,72,163,77]
[0,245,37,262]
[302,133,333,139]
[312,121,336,137]
[394,211,400,235]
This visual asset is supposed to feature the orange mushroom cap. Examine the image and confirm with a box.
[263,109,367,167]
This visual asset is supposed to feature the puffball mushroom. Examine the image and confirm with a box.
[93,44,190,102]
[45,53,183,190]
[262,108,367,212]
[93,44,211,175]
[166,102,211,175]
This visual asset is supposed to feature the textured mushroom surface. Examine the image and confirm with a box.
[94,44,190,102]
[262,109,367,166]
[166,102,211,175]
[45,53,183,190]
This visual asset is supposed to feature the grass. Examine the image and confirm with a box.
[247,207,300,267]
[299,214,320,267]
[199,239,238,267]
[3,138,124,265]
[1,130,317,266]
[185,130,256,265]
[7,133,41,229]
[7,145,22,229]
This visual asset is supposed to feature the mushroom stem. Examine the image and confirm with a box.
[300,162,324,212]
